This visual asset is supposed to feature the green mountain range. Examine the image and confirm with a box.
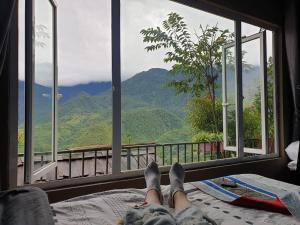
[18,67,261,153]
[18,68,193,152]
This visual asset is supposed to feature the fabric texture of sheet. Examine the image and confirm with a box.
[52,174,300,225]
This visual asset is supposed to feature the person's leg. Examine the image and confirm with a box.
[168,163,216,225]
[173,190,190,210]
[168,162,187,209]
[124,162,177,225]
[144,161,163,204]
[145,189,161,205]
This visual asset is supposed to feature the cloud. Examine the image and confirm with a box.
[18,0,273,86]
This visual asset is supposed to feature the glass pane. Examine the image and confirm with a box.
[242,22,261,37]
[225,47,236,147]
[57,0,112,178]
[33,0,54,172]
[121,0,236,170]
[266,30,275,153]
[18,0,25,185]
[242,38,262,150]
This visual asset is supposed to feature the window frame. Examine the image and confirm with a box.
[24,0,58,183]
[22,0,282,186]
[222,31,270,155]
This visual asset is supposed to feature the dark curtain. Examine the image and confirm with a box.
[0,0,17,77]
[0,0,18,190]
[284,0,300,169]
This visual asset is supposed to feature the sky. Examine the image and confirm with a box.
[18,0,272,86]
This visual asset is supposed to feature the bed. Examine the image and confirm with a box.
[51,174,300,225]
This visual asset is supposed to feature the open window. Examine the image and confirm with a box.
[24,0,58,183]
[17,0,278,186]
[222,30,268,155]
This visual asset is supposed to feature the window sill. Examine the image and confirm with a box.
[25,153,288,203]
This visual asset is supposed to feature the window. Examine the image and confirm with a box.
[222,27,275,156]
[19,0,279,185]
[121,0,237,171]
[22,0,58,183]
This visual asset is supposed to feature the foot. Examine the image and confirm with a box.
[144,161,163,203]
[168,162,185,208]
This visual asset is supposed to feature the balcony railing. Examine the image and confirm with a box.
[17,141,249,185]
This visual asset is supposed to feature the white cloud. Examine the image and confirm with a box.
[18,0,273,86]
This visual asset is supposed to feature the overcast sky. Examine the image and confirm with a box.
[19,0,272,86]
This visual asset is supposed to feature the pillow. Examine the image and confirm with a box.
[285,141,300,161]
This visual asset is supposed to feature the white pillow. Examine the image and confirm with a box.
[285,141,300,161]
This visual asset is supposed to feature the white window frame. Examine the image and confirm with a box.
[222,30,269,155]
[24,0,58,183]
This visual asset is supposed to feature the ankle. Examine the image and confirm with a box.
[145,189,162,205]
[174,190,186,199]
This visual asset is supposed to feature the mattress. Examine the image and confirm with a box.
[51,174,300,225]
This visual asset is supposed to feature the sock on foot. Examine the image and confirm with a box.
[144,161,163,203]
[168,162,185,208]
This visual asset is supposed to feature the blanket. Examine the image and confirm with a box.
[52,175,300,225]
[0,187,54,225]
[191,174,300,220]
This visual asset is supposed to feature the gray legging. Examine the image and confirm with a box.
[124,203,217,225]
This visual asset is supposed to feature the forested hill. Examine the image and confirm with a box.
[18,68,192,151]
[18,67,260,152]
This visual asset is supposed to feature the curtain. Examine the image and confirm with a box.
[284,0,300,170]
[0,0,17,77]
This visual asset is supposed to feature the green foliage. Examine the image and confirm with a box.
[122,108,184,144]
[140,12,232,98]
[243,106,261,141]
[141,12,233,132]
[247,56,274,141]
[58,113,112,149]
[192,131,223,142]
[266,57,275,137]
[186,97,223,133]
[157,127,192,143]
[227,108,236,145]
[18,129,25,153]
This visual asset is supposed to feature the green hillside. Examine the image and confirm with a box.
[18,68,195,153]
[18,67,263,154]
[122,68,190,117]
[58,113,112,150]
[122,108,184,143]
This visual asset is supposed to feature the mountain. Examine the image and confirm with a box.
[122,107,184,143]
[58,68,189,117]
[18,80,112,125]
[18,67,262,152]
[58,82,111,103]
[122,68,189,116]
[18,81,52,125]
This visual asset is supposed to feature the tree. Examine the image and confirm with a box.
[241,56,274,147]
[251,56,274,136]
[186,97,222,133]
[140,12,233,133]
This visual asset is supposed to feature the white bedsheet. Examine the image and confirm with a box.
[51,174,300,225]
